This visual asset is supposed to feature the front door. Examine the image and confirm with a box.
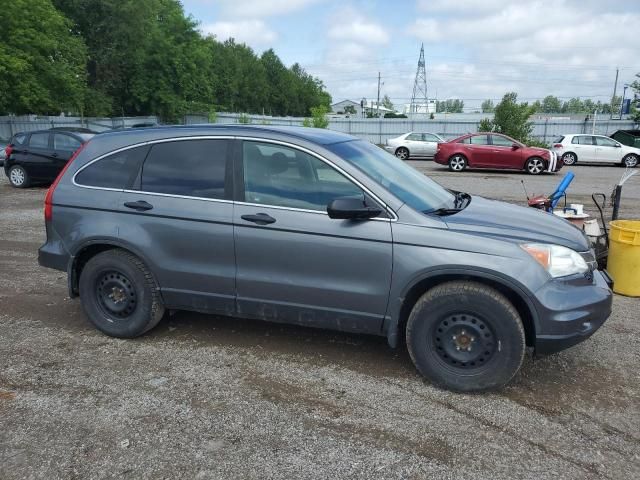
[594,136,621,163]
[486,134,522,169]
[233,140,393,334]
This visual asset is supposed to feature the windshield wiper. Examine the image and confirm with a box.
[423,207,463,216]
[424,192,471,216]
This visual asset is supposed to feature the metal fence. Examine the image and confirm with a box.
[204,112,638,145]
[0,115,159,140]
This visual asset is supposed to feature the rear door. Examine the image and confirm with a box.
[52,133,82,173]
[24,132,55,180]
[466,134,493,167]
[571,135,597,162]
[117,137,237,315]
[233,139,393,333]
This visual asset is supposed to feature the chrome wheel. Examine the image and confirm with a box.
[449,155,466,172]
[623,154,638,167]
[9,166,26,187]
[395,147,409,160]
[526,157,544,175]
[562,152,577,165]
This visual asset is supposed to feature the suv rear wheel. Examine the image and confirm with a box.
[79,249,164,338]
[406,281,526,392]
[8,164,29,188]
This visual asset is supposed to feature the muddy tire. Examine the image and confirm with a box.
[79,249,164,338]
[406,281,526,392]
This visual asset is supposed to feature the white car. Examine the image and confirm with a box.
[384,132,444,160]
[552,134,639,167]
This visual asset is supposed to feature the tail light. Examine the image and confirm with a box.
[44,142,89,222]
[553,144,562,148]
[4,145,13,157]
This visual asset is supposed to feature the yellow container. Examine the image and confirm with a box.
[608,220,640,296]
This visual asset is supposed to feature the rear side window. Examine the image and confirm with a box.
[470,135,490,145]
[29,133,50,148]
[141,139,229,199]
[572,136,593,145]
[54,134,81,151]
[75,146,149,189]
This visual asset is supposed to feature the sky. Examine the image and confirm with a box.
[180,0,640,111]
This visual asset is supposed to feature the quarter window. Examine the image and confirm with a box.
[242,141,363,211]
[75,146,149,189]
[141,139,229,199]
[29,133,49,148]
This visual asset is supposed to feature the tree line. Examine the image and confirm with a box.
[1,0,331,122]
[482,95,624,115]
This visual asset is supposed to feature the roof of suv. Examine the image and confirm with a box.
[95,124,357,146]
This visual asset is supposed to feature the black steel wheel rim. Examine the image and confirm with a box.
[432,313,497,369]
[95,270,137,319]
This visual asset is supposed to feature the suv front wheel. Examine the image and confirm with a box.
[79,249,165,338]
[406,281,526,392]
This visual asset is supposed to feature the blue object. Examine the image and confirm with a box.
[548,171,575,210]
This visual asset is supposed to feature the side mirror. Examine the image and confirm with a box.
[327,196,382,220]
[615,143,621,147]
[511,143,520,149]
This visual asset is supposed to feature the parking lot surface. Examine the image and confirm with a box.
[1,163,639,479]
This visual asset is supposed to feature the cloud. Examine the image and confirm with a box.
[328,17,390,45]
[201,19,277,45]
[202,0,322,18]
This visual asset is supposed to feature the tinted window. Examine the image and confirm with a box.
[406,133,422,141]
[141,139,228,199]
[76,146,149,189]
[243,141,362,211]
[552,136,565,143]
[595,136,617,147]
[29,133,49,148]
[470,135,490,145]
[12,133,27,145]
[572,136,593,145]
[491,135,514,147]
[54,134,81,151]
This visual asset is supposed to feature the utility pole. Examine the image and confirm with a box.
[376,72,381,118]
[410,44,428,115]
[610,67,619,120]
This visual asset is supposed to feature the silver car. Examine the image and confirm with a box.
[385,132,444,159]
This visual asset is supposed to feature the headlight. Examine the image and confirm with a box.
[521,243,589,278]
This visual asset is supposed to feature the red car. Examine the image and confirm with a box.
[434,133,561,175]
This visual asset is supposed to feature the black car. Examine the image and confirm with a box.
[4,130,94,188]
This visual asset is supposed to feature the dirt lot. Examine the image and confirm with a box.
[1,163,639,479]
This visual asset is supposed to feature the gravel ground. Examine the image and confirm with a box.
[1,164,639,479]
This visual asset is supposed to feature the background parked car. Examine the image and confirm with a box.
[434,132,560,174]
[385,132,444,159]
[4,130,94,188]
[552,134,639,167]
[0,137,8,167]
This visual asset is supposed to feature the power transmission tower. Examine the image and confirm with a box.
[410,44,428,115]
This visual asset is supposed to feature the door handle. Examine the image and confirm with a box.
[124,200,153,211]
[241,213,276,225]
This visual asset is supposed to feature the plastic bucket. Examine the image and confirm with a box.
[607,220,640,296]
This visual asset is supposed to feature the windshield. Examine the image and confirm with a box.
[328,140,456,212]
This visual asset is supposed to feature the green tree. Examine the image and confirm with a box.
[478,92,536,144]
[343,105,357,115]
[541,95,562,113]
[481,99,494,113]
[303,105,329,128]
[629,73,640,122]
[381,94,394,111]
[0,0,87,115]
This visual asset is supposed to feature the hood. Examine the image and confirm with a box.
[526,146,551,157]
[444,196,589,251]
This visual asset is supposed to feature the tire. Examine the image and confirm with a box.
[8,164,30,188]
[561,152,577,165]
[448,154,467,172]
[79,249,164,338]
[622,154,638,168]
[526,157,545,175]
[406,281,526,392]
[395,147,410,160]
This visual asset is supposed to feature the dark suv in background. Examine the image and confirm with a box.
[37,125,612,392]
[4,129,94,187]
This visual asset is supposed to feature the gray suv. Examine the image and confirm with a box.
[38,126,613,392]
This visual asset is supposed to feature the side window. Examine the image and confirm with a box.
[491,135,514,147]
[470,135,490,145]
[75,146,149,189]
[406,133,422,141]
[572,136,593,145]
[422,133,440,142]
[242,141,363,211]
[54,134,81,151]
[457,137,471,144]
[12,133,27,145]
[595,136,617,147]
[29,133,50,148]
[141,139,229,199]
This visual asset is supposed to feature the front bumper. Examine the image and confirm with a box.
[534,269,613,354]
